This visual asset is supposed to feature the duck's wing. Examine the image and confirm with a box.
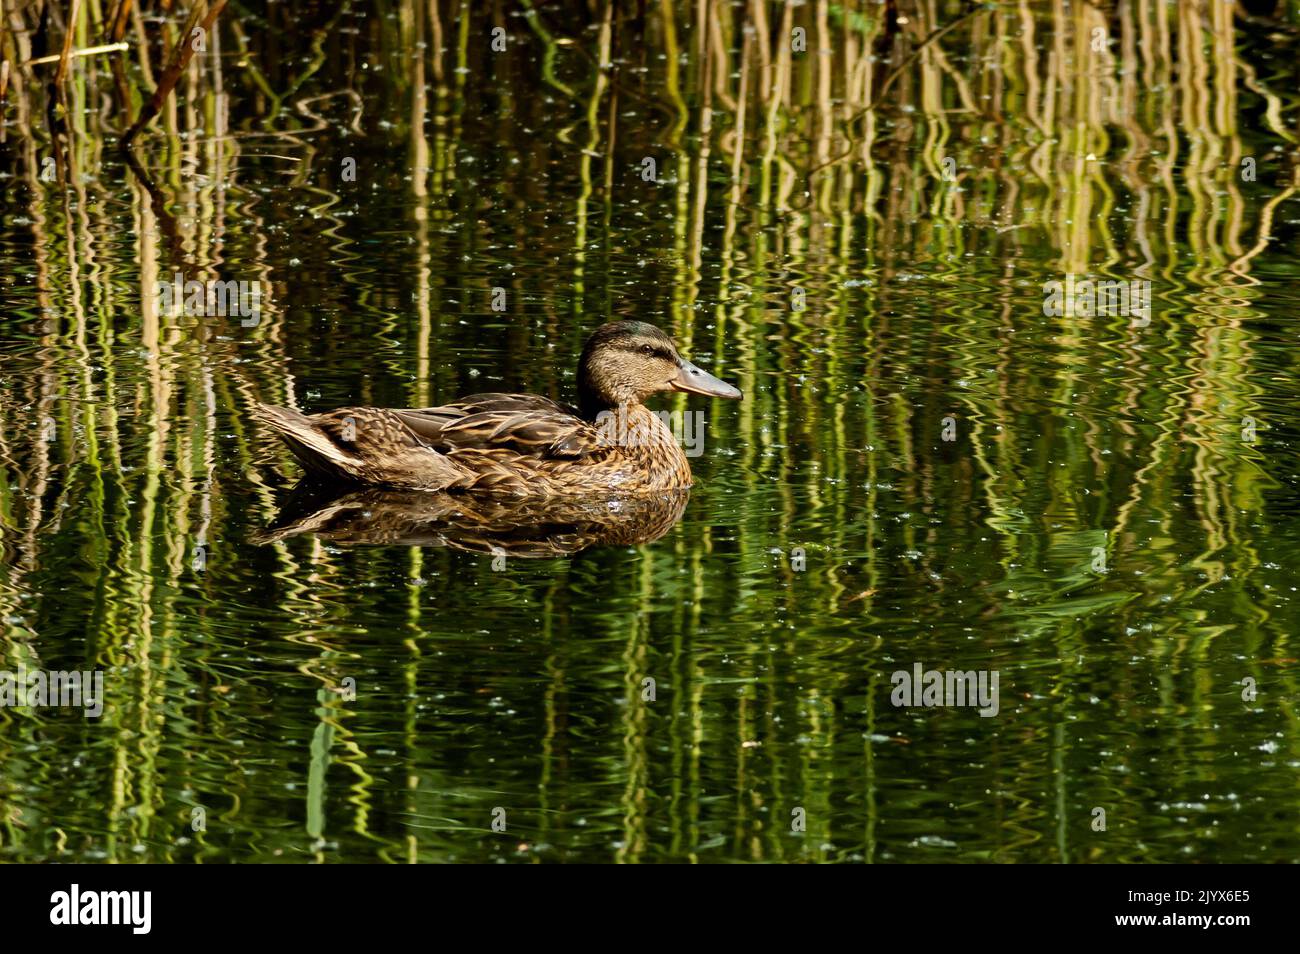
[392,393,605,460]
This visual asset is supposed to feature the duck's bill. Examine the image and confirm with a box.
[672,360,743,400]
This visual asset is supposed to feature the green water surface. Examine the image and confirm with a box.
[1,0,1299,862]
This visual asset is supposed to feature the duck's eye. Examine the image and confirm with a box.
[640,344,656,356]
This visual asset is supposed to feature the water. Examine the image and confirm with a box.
[1,0,1298,862]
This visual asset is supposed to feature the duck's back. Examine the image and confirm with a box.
[394,392,606,462]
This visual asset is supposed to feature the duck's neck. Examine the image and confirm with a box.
[591,403,693,490]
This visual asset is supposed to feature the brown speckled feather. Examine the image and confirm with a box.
[393,393,605,459]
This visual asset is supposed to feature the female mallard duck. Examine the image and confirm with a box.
[254,321,741,494]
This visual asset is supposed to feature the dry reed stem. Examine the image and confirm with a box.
[121,0,227,146]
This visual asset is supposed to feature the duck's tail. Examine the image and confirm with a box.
[253,403,363,483]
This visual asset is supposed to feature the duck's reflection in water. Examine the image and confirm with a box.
[256,481,690,557]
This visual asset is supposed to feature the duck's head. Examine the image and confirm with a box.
[577,320,742,418]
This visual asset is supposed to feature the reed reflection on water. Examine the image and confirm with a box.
[0,0,1299,862]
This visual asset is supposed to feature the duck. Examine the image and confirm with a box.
[253,320,742,494]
